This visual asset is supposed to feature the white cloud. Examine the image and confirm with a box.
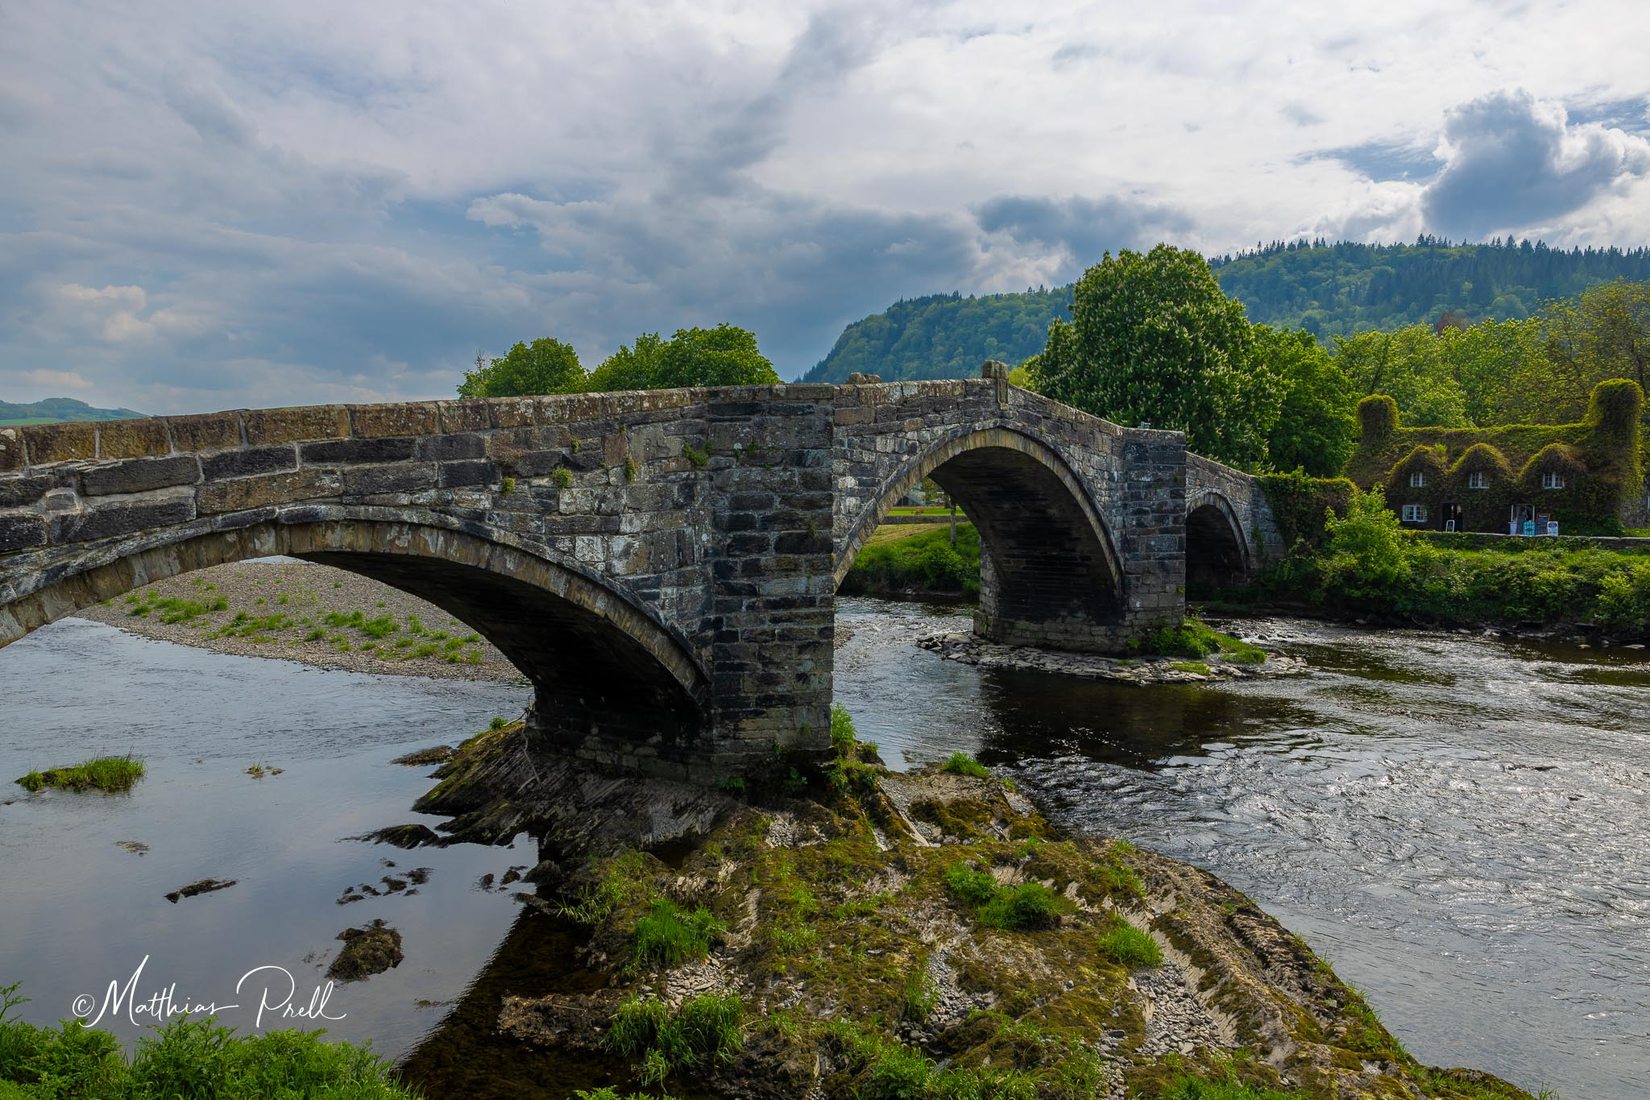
[1,0,1648,412]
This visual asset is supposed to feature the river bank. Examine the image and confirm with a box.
[74,559,526,684]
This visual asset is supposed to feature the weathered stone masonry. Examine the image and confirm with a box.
[0,376,1276,779]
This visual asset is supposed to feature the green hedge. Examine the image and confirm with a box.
[1258,471,1356,547]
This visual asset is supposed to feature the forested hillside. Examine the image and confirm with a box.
[0,397,146,426]
[802,240,1650,383]
[801,289,1069,384]
[1211,237,1650,338]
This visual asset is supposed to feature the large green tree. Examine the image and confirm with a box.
[1030,245,1282,468]
[457,338,585,398]
[587,324,779,391]
[1255,325,1357,476]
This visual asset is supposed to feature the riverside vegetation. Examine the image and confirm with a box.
[1234,485,1650,637]
[398,708,1540,1100]
[844,487,1650,640]
[0,981,417,1100]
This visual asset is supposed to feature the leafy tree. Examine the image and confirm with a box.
[1331,328,1469,427]
[586,332,669,392]
[1030,245,1282,468]
[587,325,779,392]
[457,338,585,398]
[1437,317,1547,425]
[1255,325,1356,475]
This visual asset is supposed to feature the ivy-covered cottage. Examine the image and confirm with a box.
[1345,380,1648,535]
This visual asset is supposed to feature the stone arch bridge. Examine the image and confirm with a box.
[0,368,1279,779]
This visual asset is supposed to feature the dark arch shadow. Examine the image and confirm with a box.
[1186,494,1250,598]
[0,518,709,753]
[834,427,1124,643]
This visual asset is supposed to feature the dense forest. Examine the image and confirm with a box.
[802,240,1650,383]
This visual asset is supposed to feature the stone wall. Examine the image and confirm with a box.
[0,376,1280,778]
[0,388,836,778]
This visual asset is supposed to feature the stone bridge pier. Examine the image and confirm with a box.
[0,370,1279,781]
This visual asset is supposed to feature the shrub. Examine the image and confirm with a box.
[1321,486,1409,592]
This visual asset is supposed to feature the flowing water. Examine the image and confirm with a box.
[2,601,1648,1097]
[837,598,1650,1099]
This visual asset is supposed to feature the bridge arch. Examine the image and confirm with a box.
[1185,490,1251,595]
[834,425,1125,648]
[0,515,710,754]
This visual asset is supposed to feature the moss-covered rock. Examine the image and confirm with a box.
[416,724,1538,1099]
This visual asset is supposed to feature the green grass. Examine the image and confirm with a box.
[606,993,744,1086]
[944,861,1068,931]
[1098,918,1162,968]
[1133,619,1266,664]
[0,983,418,1098]
[630,899,726,969]
[941,751,989,778]
[840,523,981,597]
[1170,660,1212,675]
[1150,1076,1308,1100]
[978,882,1064,931]
[124,594,228,623]
[15,756,144,794]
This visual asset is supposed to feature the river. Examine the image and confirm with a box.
[1,601,1647,1097]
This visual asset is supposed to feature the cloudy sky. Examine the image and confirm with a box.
[3,1,1648,414]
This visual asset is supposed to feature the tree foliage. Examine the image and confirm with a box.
[457,337,584,398]
[460,325,778,398]
[1029,245,1282,469]
[1256,325,1357,476]
[802,240,1650,385]
[801,289,1069,384]
[588,325,779,391]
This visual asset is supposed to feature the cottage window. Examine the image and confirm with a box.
[1541,471,1566,490]
[1409,471,1427,488]
[1401,503,1428,523]
[1467,471,1488,490]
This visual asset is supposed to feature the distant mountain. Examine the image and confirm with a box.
[0,397,147,426]
[801,239,1650,383]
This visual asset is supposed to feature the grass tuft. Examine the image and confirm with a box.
[941,751,989,778]
[15,755,145,794]
[1098,918,1162,968]
[631,899,726,970]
